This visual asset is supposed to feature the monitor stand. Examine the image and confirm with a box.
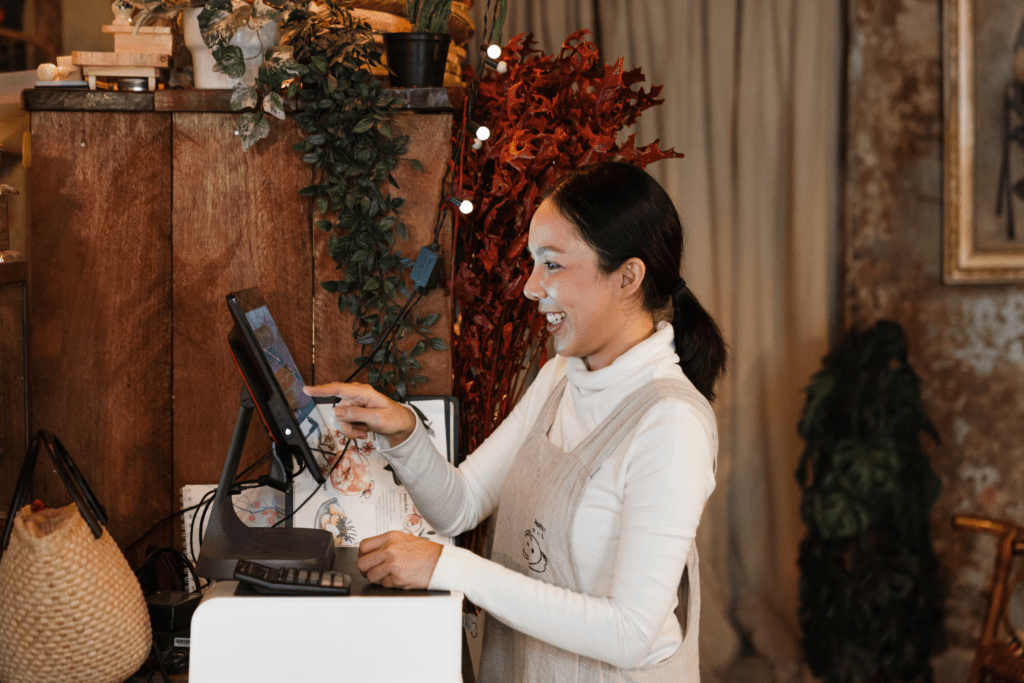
[195,387,335,581]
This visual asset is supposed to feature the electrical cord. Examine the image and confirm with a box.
[124,450,274,557]
[271,436,353,528]
[343,288,423,384]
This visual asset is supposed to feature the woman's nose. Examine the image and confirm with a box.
[523,265,542,301]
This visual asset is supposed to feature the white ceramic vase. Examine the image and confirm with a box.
[183,7,280,89]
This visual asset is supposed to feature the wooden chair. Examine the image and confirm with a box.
[953,515,1024,683]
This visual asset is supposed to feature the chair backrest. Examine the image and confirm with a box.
[953,515,1024,683]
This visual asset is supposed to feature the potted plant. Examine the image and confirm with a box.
[381,0,453,88]
[795,320,944,683]
[130,0,284,88]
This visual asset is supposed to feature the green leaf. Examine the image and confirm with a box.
[410,340,427,357]
[320,280,340,293]
[230,84,258,111]
[212,44,246,78]
[430,337,449,351]
[237,112,269,152]
[419,313,441,328]
[299,184,319,197]
[353,117,375,134]
[262,92,286,120]
[407,158,425,173]
[316,195,329,215]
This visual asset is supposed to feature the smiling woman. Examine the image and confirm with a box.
[305,161,726,683]
[540,161,727,398]
[524,199,655,371]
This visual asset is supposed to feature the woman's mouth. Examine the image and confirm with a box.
[545,312,566,331]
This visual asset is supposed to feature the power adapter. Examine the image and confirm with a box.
[410,246,442,292]
[147,590,202,632]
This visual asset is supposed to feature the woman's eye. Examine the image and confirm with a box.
[544,261,561,271]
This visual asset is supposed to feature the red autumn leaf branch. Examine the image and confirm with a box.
[451,29,683,459]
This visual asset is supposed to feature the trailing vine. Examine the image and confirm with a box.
[233,0,446,398]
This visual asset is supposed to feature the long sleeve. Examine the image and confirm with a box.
[376,359,559,537]
[427,403,714,669]
[376,323,717,668]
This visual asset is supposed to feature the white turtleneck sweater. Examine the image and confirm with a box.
[377,323,717,669]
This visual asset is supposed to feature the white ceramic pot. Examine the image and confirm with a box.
[183,7,280,89]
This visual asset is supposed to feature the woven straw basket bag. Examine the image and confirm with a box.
[0,431,152,683]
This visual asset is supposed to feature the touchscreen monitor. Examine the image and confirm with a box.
[226,287,325,485]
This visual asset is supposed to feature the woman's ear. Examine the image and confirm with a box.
[619,257,646,297]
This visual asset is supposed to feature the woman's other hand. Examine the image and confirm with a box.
[357,531,443,590]
[303,382,417,446]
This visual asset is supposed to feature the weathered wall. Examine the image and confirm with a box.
[846,0,1024,675]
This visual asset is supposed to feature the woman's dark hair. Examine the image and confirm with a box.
[546,161,727,402]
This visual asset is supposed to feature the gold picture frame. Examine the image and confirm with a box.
[943,0,1024,283]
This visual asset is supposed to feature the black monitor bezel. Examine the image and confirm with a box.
[225,288,325,486]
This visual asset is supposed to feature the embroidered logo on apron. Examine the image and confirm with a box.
[523,520,548,573]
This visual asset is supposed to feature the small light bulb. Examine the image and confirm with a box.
[497,61,508,74]
[486,44,502,60]
[472,138,483,150]
[449,196,474,214]
[475,125,490,141]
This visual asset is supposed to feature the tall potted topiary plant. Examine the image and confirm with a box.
[796,320,944,683]
[382,0,452,87]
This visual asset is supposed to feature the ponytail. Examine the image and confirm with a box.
[670,286,727,402]
[547,160,728,401]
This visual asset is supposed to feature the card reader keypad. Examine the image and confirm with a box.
[234,559,351,595]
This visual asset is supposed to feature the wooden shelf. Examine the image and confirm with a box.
[23,86,465,113]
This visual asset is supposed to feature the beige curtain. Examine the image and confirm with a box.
[468,1,841,680]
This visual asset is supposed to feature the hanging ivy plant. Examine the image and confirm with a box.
[227,0,444,399]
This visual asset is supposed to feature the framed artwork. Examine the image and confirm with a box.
[943,0,1024,283]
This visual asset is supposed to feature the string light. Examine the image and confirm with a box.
[486,44,502,60]
[471,122,491,141]
[483,58,508,74]
[449,196,474,214]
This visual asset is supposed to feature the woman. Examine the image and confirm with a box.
[305,161,726,682]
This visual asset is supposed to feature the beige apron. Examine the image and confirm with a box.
[479,377,707,683]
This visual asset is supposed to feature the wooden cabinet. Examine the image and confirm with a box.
[21,90,455,562]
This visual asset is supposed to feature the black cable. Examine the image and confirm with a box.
[344,289,422,384]
[136,546,203,595]
[124,450,273,556]
[190,488,217,567]
[271,437,352,528]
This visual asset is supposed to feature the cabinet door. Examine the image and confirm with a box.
[171,113,313,497]
[28,110,173,557]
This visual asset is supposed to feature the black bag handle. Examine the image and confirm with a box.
[2,429,108,550]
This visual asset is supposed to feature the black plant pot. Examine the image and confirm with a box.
[382,32,451,88]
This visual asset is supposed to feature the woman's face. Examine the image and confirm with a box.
[523,200,647,371]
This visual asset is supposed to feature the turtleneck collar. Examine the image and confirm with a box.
[563,322,677,394]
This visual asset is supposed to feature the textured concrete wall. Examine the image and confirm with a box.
[846,0,1024,675]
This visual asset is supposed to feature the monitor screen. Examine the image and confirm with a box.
[226,287,326,485]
